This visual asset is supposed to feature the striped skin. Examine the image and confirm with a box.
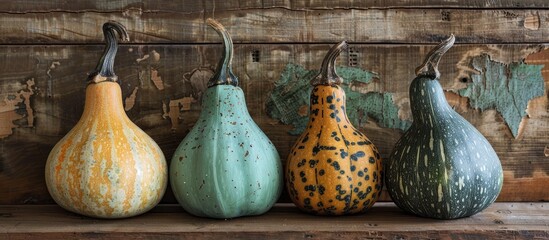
[45,82,168,219]
[170,85,283,219]
[286,85,383,215]
[386,77,503,219]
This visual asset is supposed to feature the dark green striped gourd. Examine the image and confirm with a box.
[385,35,503,219]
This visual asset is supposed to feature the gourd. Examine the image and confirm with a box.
[285,41,383,215]
[385,35,503,219]
[45,21,168,219]
[170,19,283,219]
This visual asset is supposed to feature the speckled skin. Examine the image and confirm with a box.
[170,85,283,219]
[45,82,168,219]
[286,85,383,215]
[385,77,503,219]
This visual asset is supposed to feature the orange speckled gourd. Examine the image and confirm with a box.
[286,41,383,215]
[45,21,167,218]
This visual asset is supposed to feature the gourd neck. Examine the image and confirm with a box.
[200,85,248,115]
[307,41,350,126]
[308,85,350,125]
[81,82,127,120]
[410,34,456,127]
[409,77,454,126]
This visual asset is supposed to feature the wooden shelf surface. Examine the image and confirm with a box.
[0,203,548,239]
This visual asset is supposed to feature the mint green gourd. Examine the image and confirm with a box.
[170,18,283,219]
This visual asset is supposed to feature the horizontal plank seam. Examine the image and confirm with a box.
[0,42,546,46]
[2,6,549,14]
[3,230,549,234]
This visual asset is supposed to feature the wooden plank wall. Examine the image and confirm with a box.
[0,1,548,204]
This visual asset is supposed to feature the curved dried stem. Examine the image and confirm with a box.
[207,18,238,87]
[415,34,455,79]
[88,21,129,83]
[311,41,348,86]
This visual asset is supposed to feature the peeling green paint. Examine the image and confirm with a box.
[458,54,545,137]
[347,92,410,131]
[336,66,376,84]
[266,63,411,135]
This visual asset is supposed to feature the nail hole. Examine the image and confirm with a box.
[493,219,504,224]
[441,11,450,21]
[348,47,359,67]
[252,50,260,62]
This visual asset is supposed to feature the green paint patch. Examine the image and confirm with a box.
[458,54,545,137]
[347,92,410,131]
[266,63,410,135]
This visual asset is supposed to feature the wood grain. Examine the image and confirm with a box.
[0,9,547,44]
[0,43,547,204]
[0,203,547,239]
[2,0,549,13]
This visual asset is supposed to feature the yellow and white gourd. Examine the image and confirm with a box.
[45,21,168,218]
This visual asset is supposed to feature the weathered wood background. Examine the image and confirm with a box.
[0,1,548,204]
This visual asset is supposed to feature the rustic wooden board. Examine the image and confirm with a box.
[0,43,547,204]
[2,0,549,13]
[0,8,547,44]
[0,203,547,239]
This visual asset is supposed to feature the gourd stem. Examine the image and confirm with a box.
[88,21,130,83]
[415,34,455,79]
[207,18,239,87]
[311,41,348,86]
